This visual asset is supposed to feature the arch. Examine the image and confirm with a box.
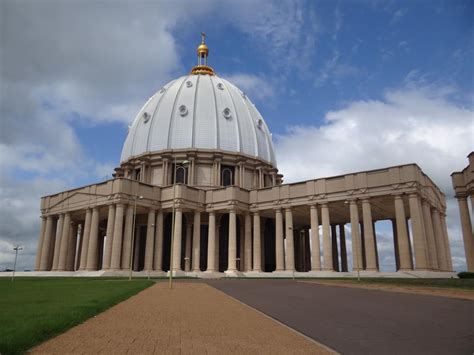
[221,165,234,187]
[175,166,186,184]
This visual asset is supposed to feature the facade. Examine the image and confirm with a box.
[35,37,454,276]
[451,153,474,271]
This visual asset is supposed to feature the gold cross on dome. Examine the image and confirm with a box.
[201,32,206,43]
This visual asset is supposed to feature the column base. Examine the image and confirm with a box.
[224,270,243,277]
[167,270,186,277]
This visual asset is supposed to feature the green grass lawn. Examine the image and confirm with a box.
[0,277,154,355]
[311,277,474,290]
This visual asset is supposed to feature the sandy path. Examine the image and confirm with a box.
[32,282,331,354]
[299,280,474,300]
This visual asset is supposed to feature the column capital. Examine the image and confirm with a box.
[254,210,260,216]
[309,204,318,210]
[392,193,404,200]
[456,195,468,201]
[360,197,371,203]
[348,199,358,206]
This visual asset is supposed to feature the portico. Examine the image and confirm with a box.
[35,163,453,276]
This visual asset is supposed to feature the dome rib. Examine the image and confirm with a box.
[209,75,220,149]
[167,75,190,149]
[145,82,170,153]
[221,79,242,152]
[240,90,260,158]
[126,96,151,161]
[191,75,201,148]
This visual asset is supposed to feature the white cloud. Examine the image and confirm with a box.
[223,73,274,100]
[275,86,473,271]
[390,8,406,25]
[223,0,318,76]
[314,50,359,87]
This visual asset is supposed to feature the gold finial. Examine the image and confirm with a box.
[191,32,214,75]
[197,32,209,56]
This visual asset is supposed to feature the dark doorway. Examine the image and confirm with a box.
[263,219,276,272]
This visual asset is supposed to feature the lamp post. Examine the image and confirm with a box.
[129,195,143,281]
[169,158,189,290]
[12,245,23,282]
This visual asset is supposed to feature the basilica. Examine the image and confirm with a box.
[35,36,455,277]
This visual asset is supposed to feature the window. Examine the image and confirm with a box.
[174,165,187,184]
[221,167,233,186]
[135,169,141,181]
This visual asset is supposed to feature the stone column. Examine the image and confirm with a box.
[227,210,237,272]
[39,216,54,271]
[171,208,183,271]
[35,217,47,271]
[58,213,71,271]
[154,211,164,271]
[52,214,64,271]
[331,225,339,271]
[321,203,333,271]
[215,224,220,270]
[79,209,92,270]
[422,200,439,270]
[192,211,201,272]
[244,213,252,271]
[103,204,116,270]
[110,204,125,270]
[143,209,156,271]
[457,196,474,271]
[284,208,295,271]
[350,200,362,271]
[440,213,453,271]
[75,224,83,271]
[85,207,100,271]
[275,209,285,271]
[121,205,134,269]
[207,212,216,271]
[239,219,245,271]
[394,195,412,270]
[431,209,448,271]
[339,225,348,272]
[310,205,321,271]
[253,212,262,271]
[361,199,378,271]
[185,223,192,271]
[66,222,78,271]
[408,194,429,270]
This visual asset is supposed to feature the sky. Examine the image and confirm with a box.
[1,0,473,272]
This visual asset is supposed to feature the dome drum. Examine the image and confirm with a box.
[115,148,281,189]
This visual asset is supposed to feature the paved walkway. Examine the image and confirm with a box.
[208,280,474,355]
[32,282,329,354]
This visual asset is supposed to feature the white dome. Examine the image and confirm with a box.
[121,74,277,166]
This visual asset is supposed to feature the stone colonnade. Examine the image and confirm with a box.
[35,192,452,273]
